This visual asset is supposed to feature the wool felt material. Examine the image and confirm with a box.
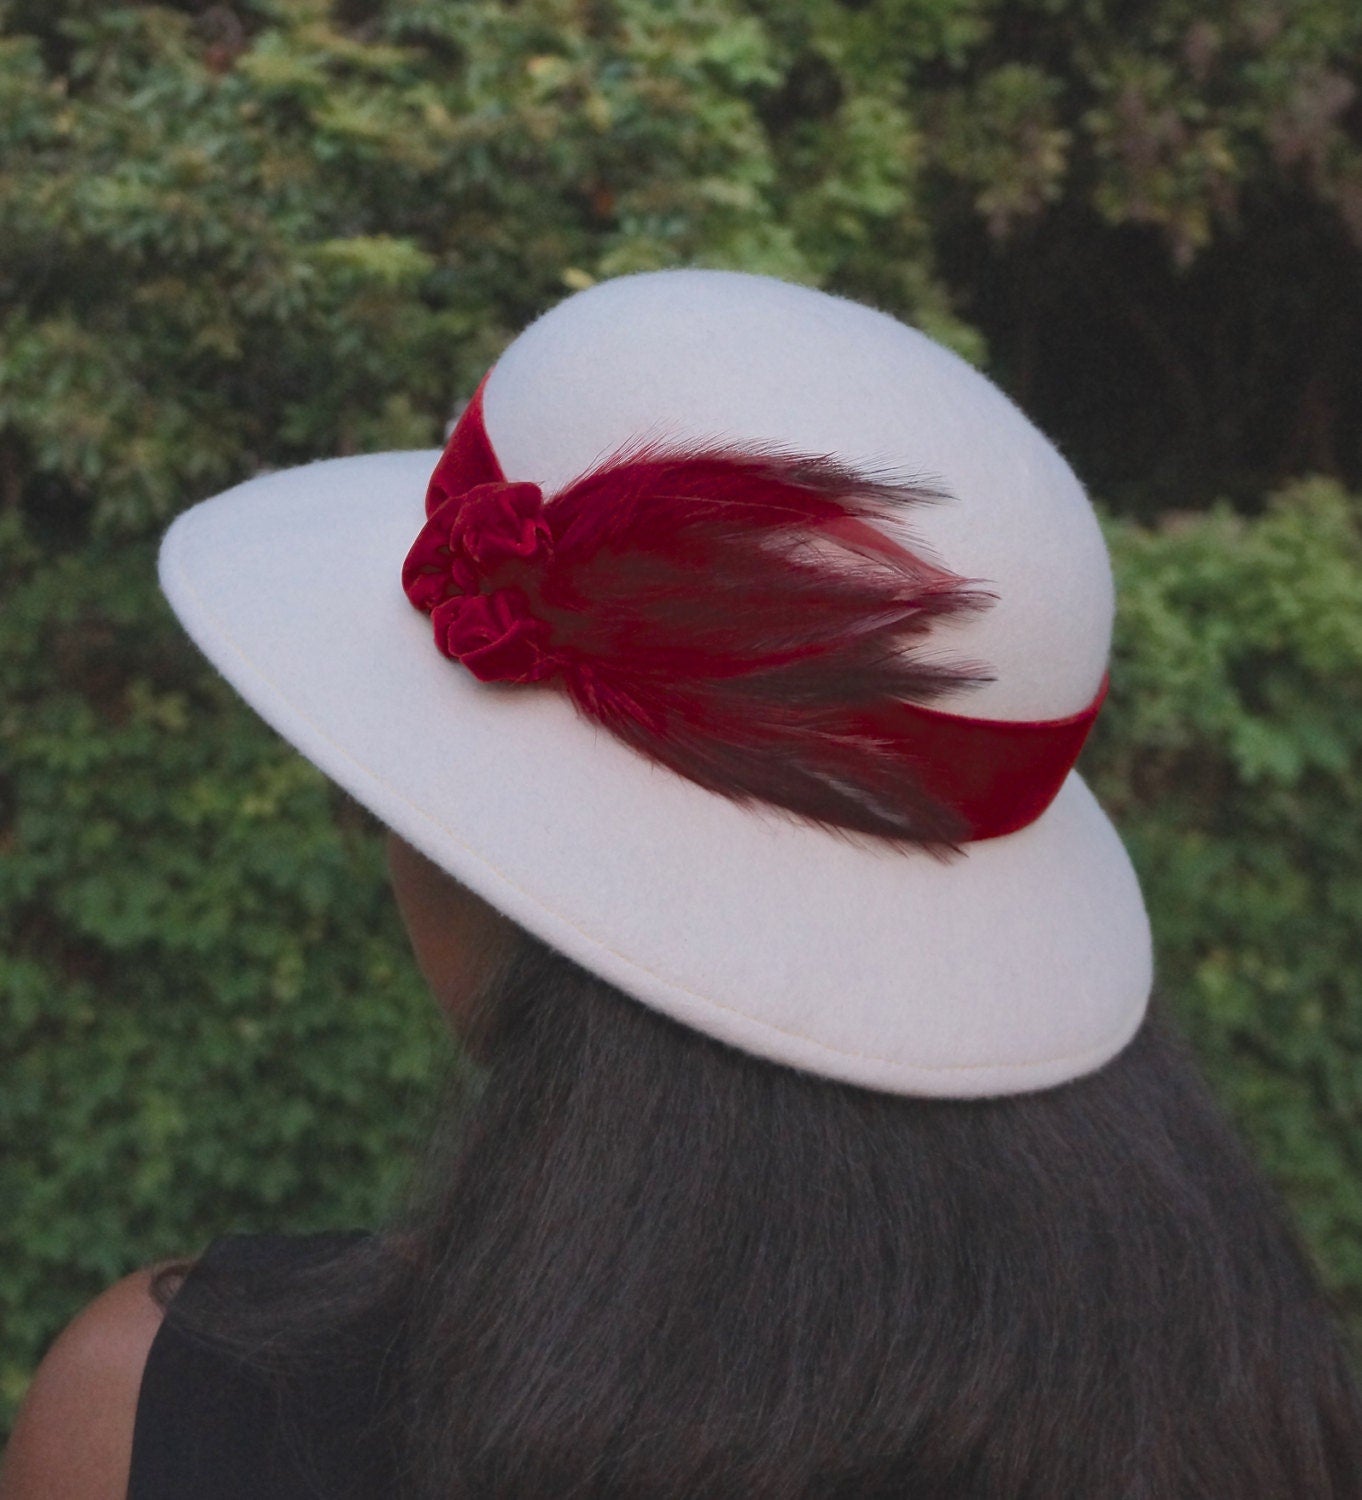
[159,268,1154,1097]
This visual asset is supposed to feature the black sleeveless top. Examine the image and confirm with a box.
[128,1233,402,1499]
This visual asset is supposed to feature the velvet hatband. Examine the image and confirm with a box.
[159,269,1153,1097]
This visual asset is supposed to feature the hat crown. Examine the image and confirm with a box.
[484,268,1112,722]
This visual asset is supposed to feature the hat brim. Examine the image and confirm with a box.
[160,449,1152,1097]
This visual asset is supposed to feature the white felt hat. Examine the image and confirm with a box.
[159,268,1152,1097]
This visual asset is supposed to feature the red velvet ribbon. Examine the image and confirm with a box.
[405,374,1107,842]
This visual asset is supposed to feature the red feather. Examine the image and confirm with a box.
[496,443,999,852]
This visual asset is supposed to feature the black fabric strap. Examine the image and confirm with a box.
[127,1232,399,1500]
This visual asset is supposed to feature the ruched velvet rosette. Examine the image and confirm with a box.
[405,482,560,684]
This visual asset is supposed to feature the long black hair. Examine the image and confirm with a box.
[170,924,1362,1498]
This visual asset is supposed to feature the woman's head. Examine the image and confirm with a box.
[162,881,1362,1496]
[152,269,1362,1494]
[380,937,1362,1499]
[368,834,1361,1495]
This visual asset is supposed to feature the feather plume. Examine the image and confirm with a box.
[499,443,999,852]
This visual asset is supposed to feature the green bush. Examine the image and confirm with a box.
[2,0,1360,1440]
[3,0,1360,542]
[0,517,456,1423]
[1098,480,1362,1309]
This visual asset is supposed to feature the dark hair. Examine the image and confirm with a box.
[170,927,1362,1497]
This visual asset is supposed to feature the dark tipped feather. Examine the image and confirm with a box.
[502,443,998,852]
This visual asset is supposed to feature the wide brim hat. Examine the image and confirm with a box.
[159,268,1152,1098]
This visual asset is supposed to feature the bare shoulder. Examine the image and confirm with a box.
[0,1262,188,1500]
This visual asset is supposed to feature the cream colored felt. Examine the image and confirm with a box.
[159,269,1153,1097]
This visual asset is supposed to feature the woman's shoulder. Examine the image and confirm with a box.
[0,1261,186,1500]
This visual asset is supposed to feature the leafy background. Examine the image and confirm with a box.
[2,0,1361,1434]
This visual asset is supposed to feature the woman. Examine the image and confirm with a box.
[4,269,1360,1498]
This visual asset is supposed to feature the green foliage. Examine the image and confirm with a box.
[1096,480,1362,1307]
[6,0,1357,545]
[2,0,1361,1442]
[0,0,980,543]
[0,520,456,1424]
[779,0,1362,509]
